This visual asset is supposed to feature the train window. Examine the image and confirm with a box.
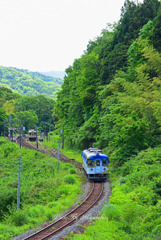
[102,159,107,166]
[96,160,100,166]
[87,159,95,167]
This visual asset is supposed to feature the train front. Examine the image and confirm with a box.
[82,148,110,181]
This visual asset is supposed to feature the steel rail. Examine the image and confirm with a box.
[23,181,104,240]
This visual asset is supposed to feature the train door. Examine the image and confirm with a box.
[95,159,102,173]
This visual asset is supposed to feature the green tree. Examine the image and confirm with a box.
[16,110,38,131]
[15,95,55,124]
[0,108,6,135]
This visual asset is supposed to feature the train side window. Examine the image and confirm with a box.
[102,159,107,166]
[96,160,100,166]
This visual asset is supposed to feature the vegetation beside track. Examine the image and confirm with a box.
[0,137,83,240]
[41,133,82,163]
[67,146,161,240]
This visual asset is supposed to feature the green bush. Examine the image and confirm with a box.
[63,175,76,184]
[68,146,161,240]
[58,185,69,195]
[0,138,82,239]
[69,168,77,174]
[102,204,121,220]
[10,209,27,226]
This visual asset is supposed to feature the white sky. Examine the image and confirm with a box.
[0,0,143,72]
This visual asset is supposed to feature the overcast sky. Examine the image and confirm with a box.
[0,0,143,72]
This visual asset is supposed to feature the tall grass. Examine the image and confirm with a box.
[67,146,161,240]
[41,132,82,163]
[0,137,82,240]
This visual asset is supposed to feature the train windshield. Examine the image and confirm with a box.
[96,160,100,166]
[87,159,95,167]
[102,159,107,166]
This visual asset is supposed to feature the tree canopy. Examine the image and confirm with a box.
[0,66,63,99]
[55,0,161,165]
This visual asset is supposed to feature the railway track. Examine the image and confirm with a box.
[15,136,105,239]
[16,136,82,169]
[23,181,104,240]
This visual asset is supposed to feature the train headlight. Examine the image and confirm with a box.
[103,168,106,170]
[90,168,93,171]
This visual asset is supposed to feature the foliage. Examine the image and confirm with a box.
[16,110,38,130]
[55,0,161,157]
[15,95,55,129]
[68,147,161,240]
[0,138,82,239]
[0,66,62,99]
[0,108,6,136]
[1,1,161,238]
[63,175,76,184]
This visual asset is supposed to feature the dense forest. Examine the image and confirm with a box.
[0,87,55,134]
[0,66,63,99]
[55,0,161,163]
[54,1,161,237]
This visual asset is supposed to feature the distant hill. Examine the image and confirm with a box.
[0,66,63,99]
[41,71,65,79]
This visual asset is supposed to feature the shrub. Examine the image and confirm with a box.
[63,175,76,184]
[10,209,27,226]
[63,163,72,170]
[69,168,77,174]
[102,204,121,220]
[58,185,69,195]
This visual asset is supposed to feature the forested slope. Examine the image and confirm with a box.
[0,66,63,98]
[55,0,161,163]
[0,87,55,134]
[55,1,161,238]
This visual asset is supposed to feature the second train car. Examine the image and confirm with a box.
[28,129,37,141]
[82,147,110,180]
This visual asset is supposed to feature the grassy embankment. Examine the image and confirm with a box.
[0,137,83,240]
[24,133,161,239]
[66,147,161,240]
[41,132,82,163]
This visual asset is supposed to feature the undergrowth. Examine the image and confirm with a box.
[41,132,82,163]
[0,137,82,240]
[67,146,161,240]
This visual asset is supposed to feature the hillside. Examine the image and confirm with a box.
[0,138,82,239]
[41,71,65,79]
[55,0,161,153]
[54,1,161,238]
[0,66,63,98]
[1,0,161,239]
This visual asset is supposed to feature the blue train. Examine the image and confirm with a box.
[82,148,110,180]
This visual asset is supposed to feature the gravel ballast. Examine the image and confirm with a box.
[14,179,111,240]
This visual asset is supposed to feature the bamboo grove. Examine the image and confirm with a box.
[55,0,161,165]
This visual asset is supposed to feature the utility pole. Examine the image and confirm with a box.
[4,120,6,138]
[22,127,25,147]
[9,114,11,129]
[12,129,14,143]
[35,126,38,151]
[57,141,60,170]
[48,119,51,141]
[9,115,11,139]
[19,121,22,148]
[61,125,64,149]
[17,157,21,210]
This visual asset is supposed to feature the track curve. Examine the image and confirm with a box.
[23,181,103,240]
[16,136,82,169]
[14,137,105,240]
